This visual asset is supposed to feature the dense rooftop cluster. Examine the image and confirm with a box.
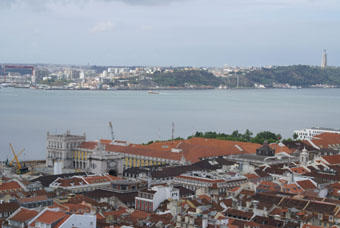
[1,132,340,227]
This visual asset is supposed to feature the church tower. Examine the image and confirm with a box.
[300,147,308,166]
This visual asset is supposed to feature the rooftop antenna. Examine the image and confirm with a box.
[109,121,115,141]
[172,122,175,141]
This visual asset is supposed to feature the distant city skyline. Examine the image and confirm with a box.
[0,0,339,67]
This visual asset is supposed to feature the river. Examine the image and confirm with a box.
[1,88,339,160]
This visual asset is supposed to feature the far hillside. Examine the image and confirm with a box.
[243,65,340,87]
[150,69,224,87]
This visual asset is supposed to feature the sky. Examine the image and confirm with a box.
[0,0,339,67]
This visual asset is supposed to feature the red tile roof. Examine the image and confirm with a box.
[100,139,112,144]
[96,213,105,221]
[302,225,323,228]
[60,203,91,213]
[0,181,22,192]
[54,177,86,187]
[103,207,127,217]
[296,180,317,190]
[9,208,39,223]
[78,141,97,150]
[304,132,340,149]
[321,154,340,165]
[79,137,263,163]
[244,173,259,180]
[269,143,295,154]
[18,195,48,203]
[283,183,303,194]
[84,174,121,184]
[54,214,71,228]
[290,167,309,174]
[130,210,150,219]
[257,181,281,192]
[35,210,67,224]
[0,202,19,213]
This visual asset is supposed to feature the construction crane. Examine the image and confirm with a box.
[9,144,28,174]
[109,121,115,141]
[9,148,25,166]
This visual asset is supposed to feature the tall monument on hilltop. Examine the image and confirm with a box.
[321,49,327,68]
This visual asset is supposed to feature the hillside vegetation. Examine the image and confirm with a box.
[243,65,340,87]
[151,70,224,87]
[144,66,340,88]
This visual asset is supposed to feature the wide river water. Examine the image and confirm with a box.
[1,88,340,160]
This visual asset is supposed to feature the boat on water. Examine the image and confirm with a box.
[14,84,30,89]
[148,90,159,94]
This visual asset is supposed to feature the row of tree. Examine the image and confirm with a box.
[190,130,282,144]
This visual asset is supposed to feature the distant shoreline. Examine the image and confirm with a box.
[1,86,340,91]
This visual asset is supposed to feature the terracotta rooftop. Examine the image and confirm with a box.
[0,181,22,191]
[304,132,340,149]
[35,210,67,224]
[290,167,309,174]
[84,175,121,184]
[60,203,91,213]
[321,154,340,165]
[283,183,303,194]
[130,210,150,219]
[79,137,263,163]
[52,174,120,187]
[54,214,71,228]
[9,208,39,223]
[296,180,317,190]
[103,207,128,217]
[304,201,337,214]
[244,173,259,180]
[18,195,48,203]
[269,143,295,154]
[302,225,324,228]
[0,202,20,213]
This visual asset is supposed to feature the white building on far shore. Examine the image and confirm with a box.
[294,127,340,140]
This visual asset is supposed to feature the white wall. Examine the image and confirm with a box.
[151,186,180,211]
[59,214,96,228]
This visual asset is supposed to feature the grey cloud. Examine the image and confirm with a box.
[0,0,327,10]
[0,0,185,9]
[103,0,186,6]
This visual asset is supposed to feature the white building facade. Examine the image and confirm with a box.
[294,127,340,140]
[135,185,180,212]
[46,131,86,169]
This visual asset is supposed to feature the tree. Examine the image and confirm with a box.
[243,129,253,141]
[293,133,298,140]
[251,131,281,144]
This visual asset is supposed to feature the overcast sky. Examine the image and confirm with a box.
[0,0,339,67]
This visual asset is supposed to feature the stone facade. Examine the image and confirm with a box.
[88,143,124,175]
[46,131,86,169]
[46,132,124,175]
